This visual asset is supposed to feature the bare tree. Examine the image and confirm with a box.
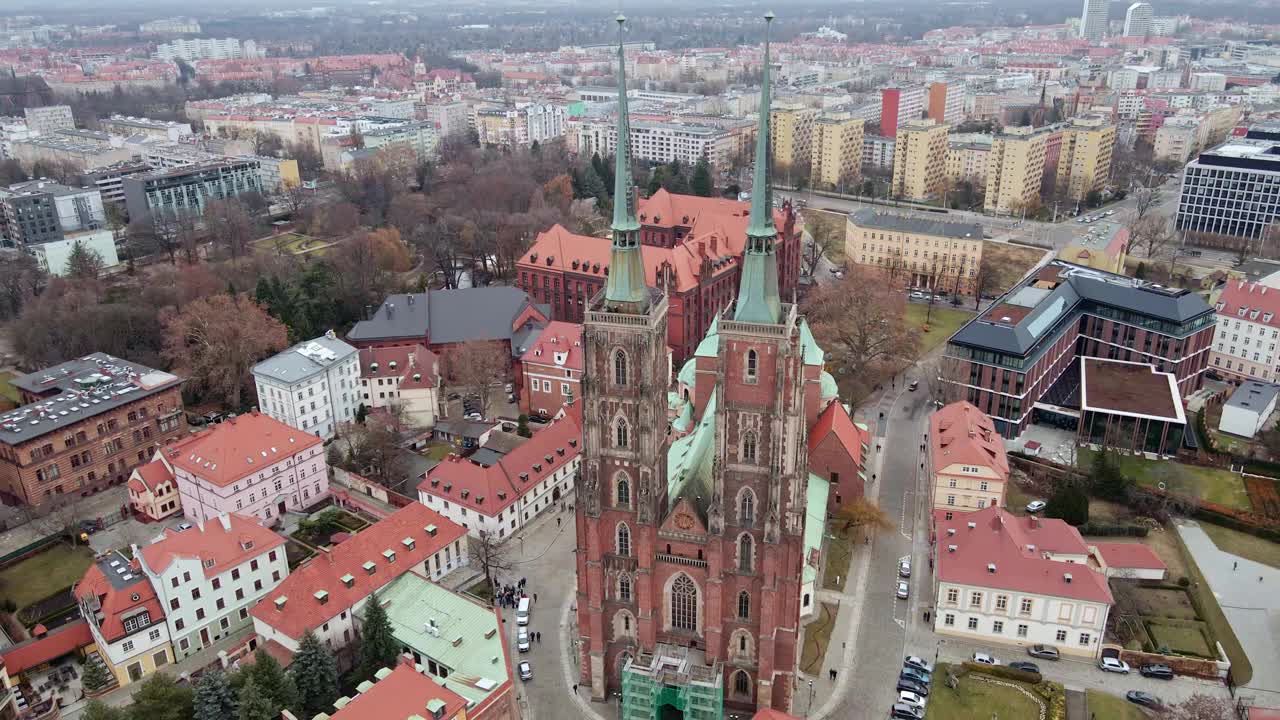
[972,254,999,310]
[1129,212,1176,261]
[804,267,920,397]
[832,497,893,536]
[339,404,410,491]
[471,529,514,595]
[802,212,843,278]
[921,355,969,408]
[445,340,511,418]
[203,198,256,259]
[16,500,83,547]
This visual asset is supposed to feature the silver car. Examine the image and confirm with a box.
[896,581,909,599]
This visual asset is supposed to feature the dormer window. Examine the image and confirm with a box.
[1251,310,1261,320]
[1216,302,1225,311]
[1239,308,1248,317]
[1267,314,1274,323]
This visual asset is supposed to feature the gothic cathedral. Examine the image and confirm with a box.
[575,12,845,719]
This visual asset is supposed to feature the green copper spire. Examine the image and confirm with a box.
[734,11,783,325]
[603,13,648,310]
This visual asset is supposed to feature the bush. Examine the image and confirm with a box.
[1077,522,1149,537]
[1177,576,1190,587]
[1046,483,1089,526]
[961,661,1042,684]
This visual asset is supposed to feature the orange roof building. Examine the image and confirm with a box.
[127,454,180,522]
[75,551,170,687]
[928,401,1010,514]
[517,188,801,365]
[300,660,468,720]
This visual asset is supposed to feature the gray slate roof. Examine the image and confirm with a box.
[348,288,548,354]
[1226,381,1280,413]
[253,331,357,385]
[849,208,983,240]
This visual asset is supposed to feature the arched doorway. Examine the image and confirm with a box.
[553,486,562,502]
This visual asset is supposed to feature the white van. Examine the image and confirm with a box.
[516,597,531,626]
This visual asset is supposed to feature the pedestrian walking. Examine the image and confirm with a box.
[1234,561,1239,570]
[557,517,561,527]
[534,593,538,602]
[1260,576,1264,582]
[573,684,578,694]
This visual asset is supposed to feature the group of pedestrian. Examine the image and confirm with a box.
[495,577,529,609]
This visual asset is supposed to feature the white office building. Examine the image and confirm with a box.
[252,331,361,439]
[1079,0,1109,41]
[1123,2,1154,38]
[1176,127,1280,241]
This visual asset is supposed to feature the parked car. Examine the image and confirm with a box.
[899,560,912,578]
[900,668,931,686]
[891,702,924,719]
[898,690,926,709]
[1028,645,1060,661]
[1025,500,1047,513]
[1099,657,1131,674]
[1139,664,1174,680]
[896,581,909,599]
[175,522,194,532]
[78,519,100,535]
[517,630,530,653]
[971,653,1000,666]
[1125,691,1159,708]
[908,380,919,391]
[465,411,483,421]
[910,291,927,299]
[1008,661,1040,674]
[519,661,532,680]
[903,656,933,673]
[896,679,929,697]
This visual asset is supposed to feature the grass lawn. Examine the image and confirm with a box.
[823,521,855,591]
[804,210,847,264]
[799,602,838,674]
[1174,528,1252,684]
[1201,522,1280,569]
[1077,448,1252,512]
[905,304,976,353]
[1087,690,1148,720]
[982,241,1047,294]
[0,371,20,404]
[1132,586,1198,620]
[1146,620,1214,657]
[256,232,319,255]
[423,443,454,461]
[1005,482,1039,516]
[0,544,94,610]
[925,664,1045,720]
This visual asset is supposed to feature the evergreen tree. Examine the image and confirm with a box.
[691,156,713,197]
[81,659,113,692]
[662,159,690,194]
[358,591,400,679]
[236,677,278,720]
[194,670,237,720]
[290,630,340,717]
[1045,483,1089,526]
[254,277,276,310]
[577,163,608,206]
[83,700,126,720]
[129,673,194,720]
[591,152,605,183]
[1091,450,1132,501]
[245,648,300,715]
[530,139,540,154]
[66,240,105,280]
[516,414,532,438]
[646,166,666,196]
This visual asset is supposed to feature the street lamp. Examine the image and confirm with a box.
[805,678,815,717]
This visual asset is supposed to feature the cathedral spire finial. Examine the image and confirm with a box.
[602,12,648,310]
[733,11,783,325]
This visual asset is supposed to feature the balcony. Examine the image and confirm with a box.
[656,553,707,569]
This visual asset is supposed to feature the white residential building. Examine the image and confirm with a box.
[135,513,288,660]
[573,115,741,169]
[76,553,173,687]
[1210,280,1280,382]
[154,38,258,61]
[1123,2,1153,37]
[357,345,443,428]
[1219,381,1280,438]
[1079,0,1108,41]
[252,331,361,439]
[23,106,75,135]
[29,229,120,277]
[863,134,895,170]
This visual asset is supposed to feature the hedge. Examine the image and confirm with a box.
[1077,522,1149,537]
[961,661,1042,684]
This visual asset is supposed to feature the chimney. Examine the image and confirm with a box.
[1064,573,1073,584]
[947,544,957,552]
[314,590,329,605]
[987,563,996,573]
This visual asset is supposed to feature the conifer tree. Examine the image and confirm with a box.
[194,669,237,720]
[358,591,400,679]
[289,630,340,717]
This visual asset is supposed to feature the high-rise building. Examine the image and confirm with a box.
[927,82,966,125]
[575,14,856,717]
[1079,0,1109,41]
[810,113,864,190]
[984,124,1051,214]
[1056,115,1117,204]
[891,118,950,201]
[1124,2,1154,37]
[879,86,925,138]
[1177,126,1280,240]
[770,103,818,177]
[23,105,75,135]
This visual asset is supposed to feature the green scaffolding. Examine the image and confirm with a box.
[621,654,723,720]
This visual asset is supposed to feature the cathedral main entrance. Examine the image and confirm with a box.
[619,643,723,720]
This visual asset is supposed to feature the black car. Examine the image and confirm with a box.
[1126,691,1159,708]
[1139,664,1174,680]
[896,679,929,698]
[1008,661,1040,675]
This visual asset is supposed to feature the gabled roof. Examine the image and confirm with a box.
[358,344,439,390]
[328,662,466,720]
[1216,280,1280,329]
[76,553,164,643]
[418,414,582,516]
[1092,541,1167,571]
[667,391,717,519]
[0,619,93,675]
[140,512,285,576]
[129,457,174,494]
[934,507,1112,604]
[520,321,584,371]
[929,401,1009,478]
[252,331,357,385]
[250,503,467,641]
[164,411,324,488]
[347,289,548,348]
[808,401,868,468]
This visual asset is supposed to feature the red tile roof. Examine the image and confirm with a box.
[929,401,1009,479]
[418,413,582,515]
[164,411,324,488]
[250,503,467,641]
[1092,542,1168,571]
[330,662,466,720]
[130,457,174,495]
[808,401,869,466]
[934,507,1113,604]
[358,345,440,391]
[76,556,165,643]
[1,619,93,675]
[140,513,286,577]
[520,321,584,372]
[1216,280,1280,330]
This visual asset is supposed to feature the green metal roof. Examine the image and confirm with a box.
[671,399,694,434]
[694,315,720,358]
[677,358,696,387]
[819,371,838,401]
[374,572,508,707]
[803,473,830,586]
[667,391,717,518]
[667,390,684,410]
[798,319,825,366]
[603,15,646,308]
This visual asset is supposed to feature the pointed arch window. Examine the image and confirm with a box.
[738,533,754,573]
[742,431,757,464]
[614,349,629,386]
[739,488,755,526]
[615,473,631,507]
[616,523,631,557]
[619,574,632,602]
[746,349,758,381]
[733,670,751,697]
[737,591,750,620]
[671,574,697,632]
[615,417,630,449]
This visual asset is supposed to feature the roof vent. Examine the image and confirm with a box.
[274,596,287,610]
[383,549,397,563]
[1064,573,1073,583]
[946,528,956,536]
[1026,544,1036,553]
[314,590,329,605]
[425,524,438,536]
[967,521,977,530]
[363,561,377,575]
[340,574,355,588]
[947,544,957,552]
[987,563,997,573]
[402,537,416,551]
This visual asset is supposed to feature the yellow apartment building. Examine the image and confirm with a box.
[891,118,950,201]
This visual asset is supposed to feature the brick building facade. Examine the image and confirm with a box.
[0,354,186,506]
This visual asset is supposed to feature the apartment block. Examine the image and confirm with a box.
[863,134,895,170]
[476,103,565,148]
[880,86,925,138]
[810,113,864,190]
[1124,2,1153,37]
[927,82,966,125]
[1056,115,1116,204]
[770,103,818,175]
[573,116,744,169]
[121,158,263,221]
[23,105,75,135]
[0,353,186,506]
[252,331,361,440]
[154,38,256,61]
[892,118,950,201]
[947,138,991,187]
[844,209,984,295]
[1079,0,1108,41]
[984,124,1051,214]
[1153,114,1209,164]
[1210,280,1280,382]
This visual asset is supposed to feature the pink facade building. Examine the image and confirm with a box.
[167,411,328,525]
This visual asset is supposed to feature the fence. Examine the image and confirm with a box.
[0,533,63,572]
